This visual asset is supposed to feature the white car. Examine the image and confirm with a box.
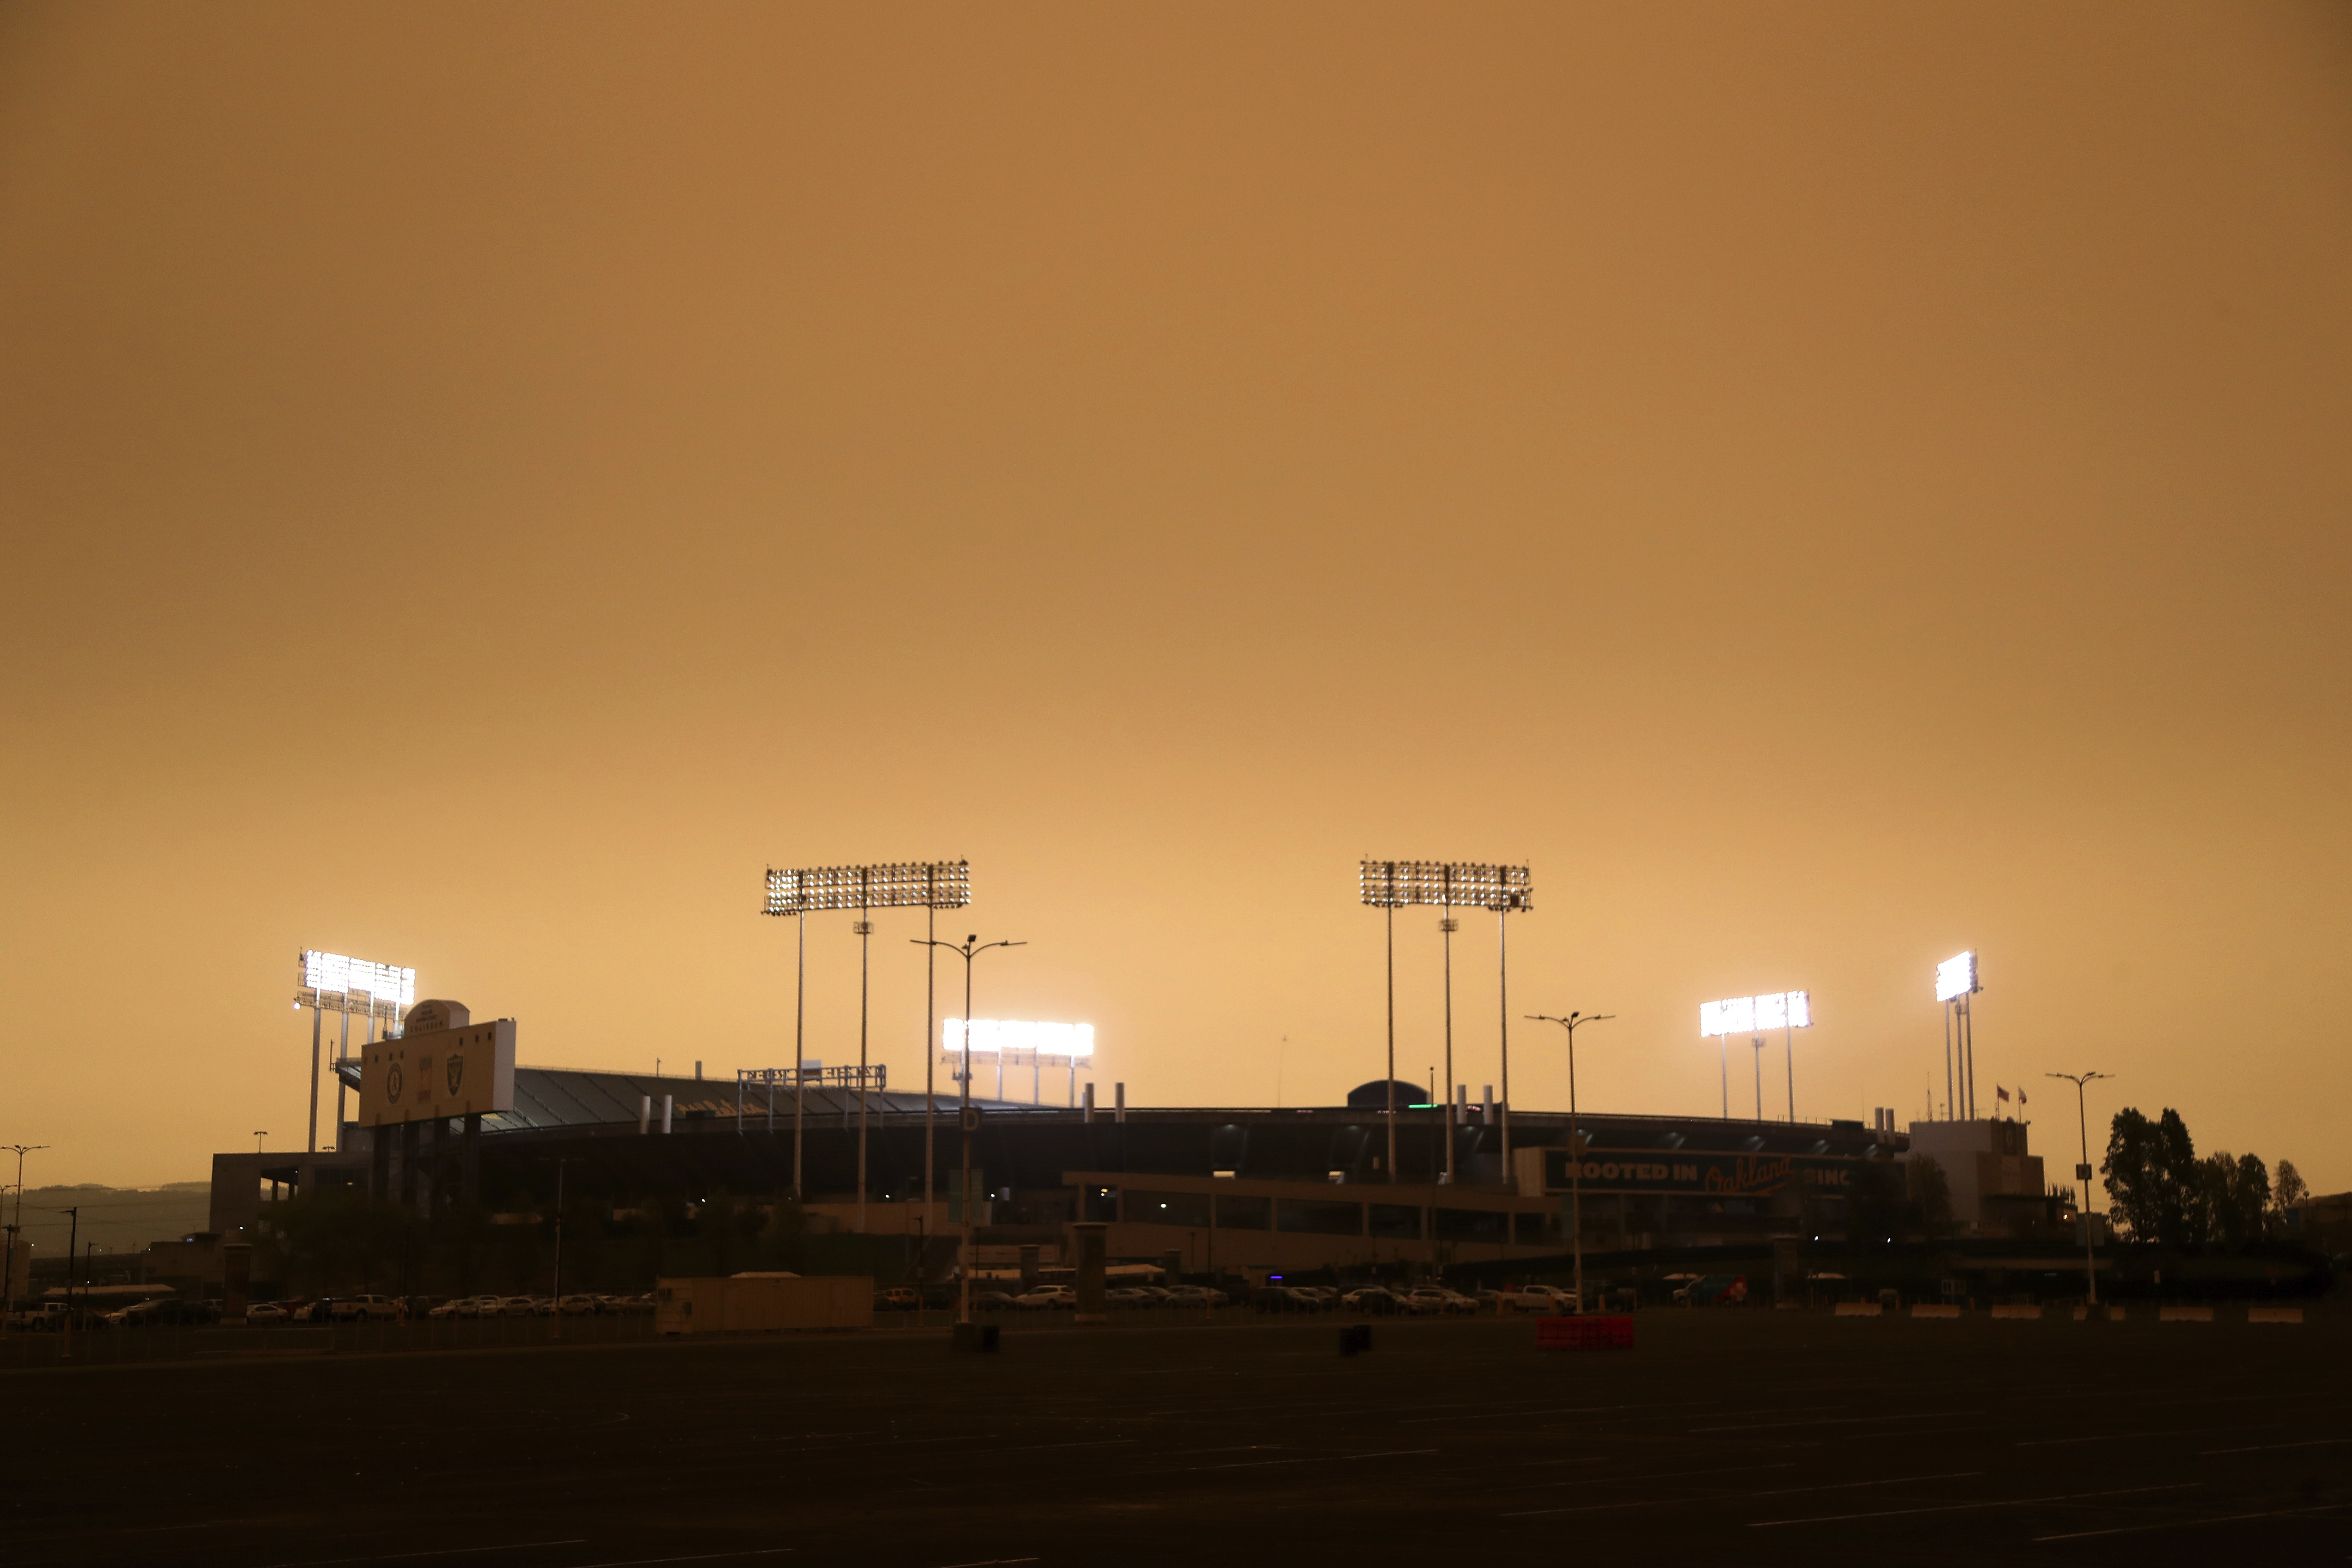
[244,1302,290,1323]
[1013,1286,1076,1310]
[328,1294,401,1322]
[1506,1284,1580,1314]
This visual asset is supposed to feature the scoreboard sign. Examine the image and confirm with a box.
[361,1020,516,1127]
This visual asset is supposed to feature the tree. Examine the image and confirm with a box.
[2102,1109,2162,1241]
[2196,1152,2269,1247]
[2273,1159,2308,1232]
[2104,1107,2205,1246]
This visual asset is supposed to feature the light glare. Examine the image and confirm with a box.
[943,1018,1094,1059]
[1702,990,1813,1036]
[1936,951,1978,1002]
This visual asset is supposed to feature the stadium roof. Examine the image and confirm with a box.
[331,1060,1054,1135]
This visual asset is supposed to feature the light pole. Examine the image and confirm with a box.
[1528,1012,1614,1312]
[2046,1071,2111,1306]
[913,933,1024,1326]
[766,861,972,1212]
[1,1144,44,1314]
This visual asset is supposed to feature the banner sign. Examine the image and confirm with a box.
[1540,1147,1859,1197]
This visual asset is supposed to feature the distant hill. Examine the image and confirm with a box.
[6,1183,212,1261]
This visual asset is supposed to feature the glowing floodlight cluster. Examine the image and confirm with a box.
[765,861,970,915]
[1358,860,1532,912]
[942,1018,1095,1060]
[1936,951,1979,1003]
[1701,991,1811,1037]
[295,951,415,1020]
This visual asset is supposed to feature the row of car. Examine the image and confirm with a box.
[1257,1283,1586,1315]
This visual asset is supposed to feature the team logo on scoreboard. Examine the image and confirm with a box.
[446,1055,465,1094]
[386,1063,404,1101]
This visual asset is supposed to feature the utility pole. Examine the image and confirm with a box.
[2046,1071,2111,1307]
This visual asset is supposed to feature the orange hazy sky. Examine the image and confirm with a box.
[3,3,2348,1191]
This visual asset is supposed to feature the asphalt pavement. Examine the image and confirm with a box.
[3,1309,2342,1567]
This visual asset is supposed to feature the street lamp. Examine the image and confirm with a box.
[0,1144,46,1314]
[2046,1071,2112,1306]
[912,932,1023,1326]
[1527,1011,1614,1311]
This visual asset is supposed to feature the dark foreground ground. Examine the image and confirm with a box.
[5,1311,2344,1567]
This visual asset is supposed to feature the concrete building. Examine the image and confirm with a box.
[1905,1118,2047,1237]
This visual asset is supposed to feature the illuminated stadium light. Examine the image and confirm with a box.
[1936,951,1979,1003]
[765,861,970,915]
[942,1018,1095,1059]
[1360,859,1534,1186]
[295,951,416,1019]
[1358,860,1531,912]
[1699,995,1756,1038]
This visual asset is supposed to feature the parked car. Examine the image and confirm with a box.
[107,1298,220,1329]
[6,1302,72,1332]
[328,1295,401,1322]
[493,1296,538,1317]
[1014,1286,1077,1310]
[1341,1286,1401,1314]
[557,1294,600,1316]
[972,1291,1017,1312]
[1166,1286,1228,1308]
[1495,1283,1572,1314]
[244,1301,291,1323]
[429,1296,487,1319]
[875,1287,922,1312]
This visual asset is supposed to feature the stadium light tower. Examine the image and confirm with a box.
[1936,951,1981,1121]
[913,932,1023,1326]
[1527,1012,1612,1311]
[1361,861,1531,1185]
[1698,995,1754,1118]
[2046,1070,2112,1306]
[294,952,415,1153]
[766,861,970,1225]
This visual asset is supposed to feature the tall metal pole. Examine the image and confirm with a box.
[1963,997,1977,1121]
[793,910,807,1197]
[335,1005,349,1149]
[1752,1035,1764,1120]
[1784,1020,1795,1121]
[1943,1000,1954,1121]
[1530,1014,1612,1313]
[1,1145,43,1314]
[1384,902,1397,1183]
[1719,1029,1728,1118]
[306,1004,322,1154]
[925,903,937,1236]
[856,905,871,1234]
[1497,906,1511,1169]
[1440,901,1456,1183]
[2048,1071,2109,1307]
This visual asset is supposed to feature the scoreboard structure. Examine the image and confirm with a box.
[360,1017,516,1127]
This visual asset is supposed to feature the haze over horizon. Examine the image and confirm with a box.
[3,3,2348,1191]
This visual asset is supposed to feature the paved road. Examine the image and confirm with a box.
[4,1311,2342,1566]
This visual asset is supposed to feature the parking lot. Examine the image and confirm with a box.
[2,1309,2341,1567]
